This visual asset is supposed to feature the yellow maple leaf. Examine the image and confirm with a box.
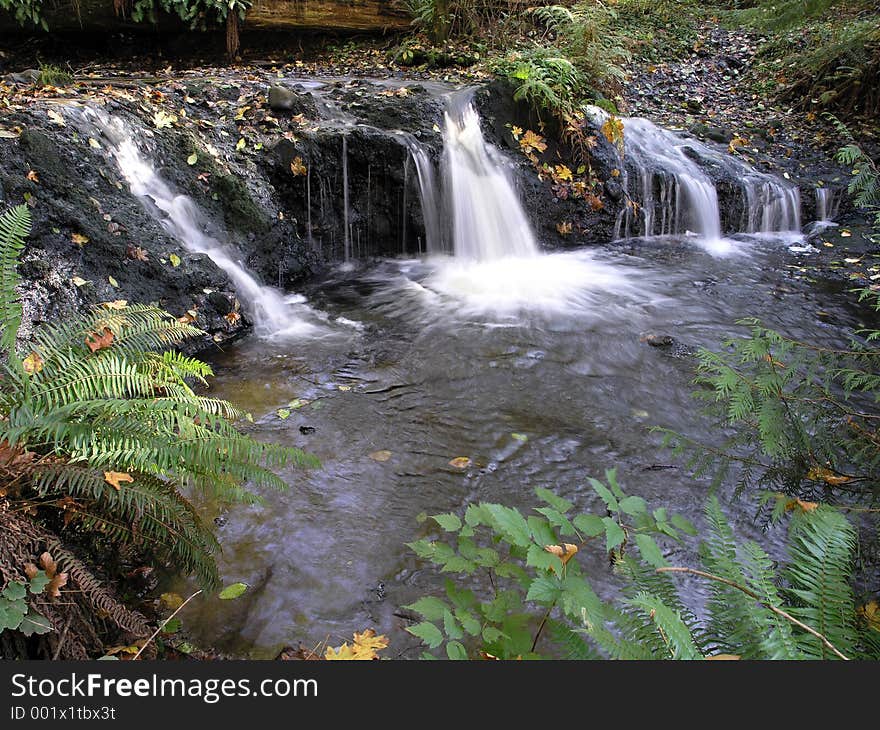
[510,125,523,140]
[71,233,89,246]
[519,130,547,156]
[554,164,573,182]
[324,642,359,660]
[290,156,307,176]
[556,221,573,236]
[102,300,128,310]
[601,117,624,150]
[104,471,134,491]
[22,351,43,375]
[352,629,389,659]
[448,456,471,469]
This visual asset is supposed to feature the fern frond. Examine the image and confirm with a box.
[0,204,30,357]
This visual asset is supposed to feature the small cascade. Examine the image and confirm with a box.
[615,117,722,241]
[816,187,839,223]
[615,116,802,241]
[400,135,443,254]
[442,91,538,261]
[86,109,319,339]
[342,135,351,261]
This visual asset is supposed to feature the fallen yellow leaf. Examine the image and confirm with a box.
[103,471,133,491]
[448,457,471,469]
[22,351,43,375]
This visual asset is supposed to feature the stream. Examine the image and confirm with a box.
[170,238,862,658]
[89,83,866,657]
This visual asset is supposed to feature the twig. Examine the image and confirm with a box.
[132,589,202,661]
[51,614,74,660]
[657,566,849,660]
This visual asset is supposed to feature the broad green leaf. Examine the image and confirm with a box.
[528,515,557,546]
[446,641,468,660]
[573,513,605,537]
[218,582,248,600]
[605,468,625,500]
[408,539,437,560]
[2,582,26,601]
[526,575,562,603]
[443,610,463,640]
[28,572,50,595]
[440,556,476,574]
[18,611,52,636]
[481,626,505,643]
[455,608,481,636]
[602,517,625,552]
[464,503,488,527]
[589,477,619,511]
[619,495,648,516]
[407,621,444,648]
[671,513,698,536]
[535,487,573,513]
[535,507,576,536]
[526,543,563,577]
[406,596,448,622]
[432,513,462,532]
[484,503,531,547]
[559,576,604,624]
[634,533,667,568]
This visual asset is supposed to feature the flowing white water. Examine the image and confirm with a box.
[397,93,649,318]
[405,138,443,254]
[615,116,802,246]
[442,93,539,261]
[816,187,839,223]
[86,110,324,339]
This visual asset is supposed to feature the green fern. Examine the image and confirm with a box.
[0,205,318,590]
[0,204,30,358]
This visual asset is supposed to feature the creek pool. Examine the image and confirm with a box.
[173,236,863,658]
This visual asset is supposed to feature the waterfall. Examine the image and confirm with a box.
[342,135,351,261]
[816,188,838,223]
[85,109,318,339]
[442,92,538,261]
[400,135,443,254]
[615,116,802,240]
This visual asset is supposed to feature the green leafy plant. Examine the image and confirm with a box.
[0,573,52,637]
[0,204,317,590]
[406,474,880,659]
[0,0,47,30]
[37,63,72,87]
[657,299,880,505]
[828,115,880,227]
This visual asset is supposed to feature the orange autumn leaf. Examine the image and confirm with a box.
[519,130,547,155]
[85,327,114,353]
[544,542,579,565]
[806,466,851,486]
[353,629,389,655]
[290,156,307,176]
[104,471,133,491]
[785,498,820,513]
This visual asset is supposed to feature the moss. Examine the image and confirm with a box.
[212,173,269,234]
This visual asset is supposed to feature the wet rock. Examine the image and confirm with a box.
[604,179,623,201]
[268,84,313,116]
[4,68,39,85]
[643,333,674,347]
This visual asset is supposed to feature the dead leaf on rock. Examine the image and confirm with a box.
[369,450,392,462]
[448,456,471,469]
